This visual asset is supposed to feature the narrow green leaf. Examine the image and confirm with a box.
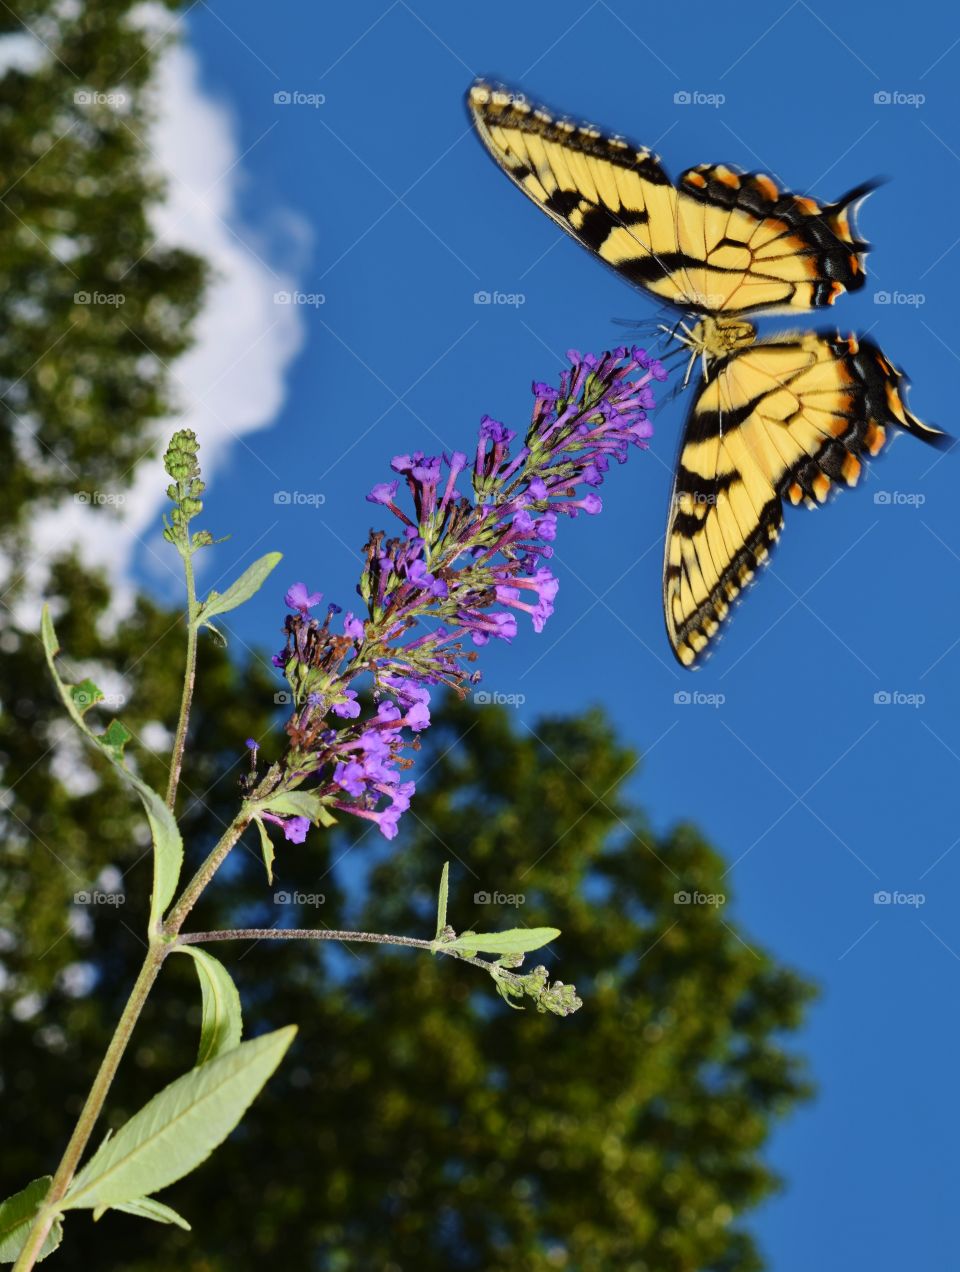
[93,1197,191,1230]
[449,927,560,957]
[434,862,450,943]
[254,819,275,886]
[62,1026,296,1210]
[40,608,183,928]
[173,946,243,1065]
[0,1177,63,1263]
[202,552,282,621]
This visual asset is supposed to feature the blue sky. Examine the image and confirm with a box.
[148,3,960,1267]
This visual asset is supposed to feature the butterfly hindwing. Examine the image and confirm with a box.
[468,81,871,316]
[663,333,947,667]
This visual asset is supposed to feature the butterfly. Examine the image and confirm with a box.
[467,81,948,668]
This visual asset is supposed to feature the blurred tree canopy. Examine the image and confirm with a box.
[0,11,816,1272]
[0,0,205,542]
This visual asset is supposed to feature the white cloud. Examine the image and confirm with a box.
[16,27,308,611]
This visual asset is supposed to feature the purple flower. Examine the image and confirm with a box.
[267,347,664,846]
[261,812,311,844]
[285,582,322,613]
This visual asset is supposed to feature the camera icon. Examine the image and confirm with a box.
[474,891,491,904]
[674,891,691,904]
[274,290,292,304]
[273,891,291,904]
[674,91,691,104]
[274,691,293,705]
[874,290,891,305]
[874,890,892,904]
[473,290,491,304]
[874,91,891,104]
[74,291,91,305]
[274,91,291,104]
[873,691,891,705]
[873,491,891,505]
[473,690,491,704]
[273,490,291,504]
[674,690,691,705]
[73,891,90,905]
[74,491,91,504]
[73,90,92,105]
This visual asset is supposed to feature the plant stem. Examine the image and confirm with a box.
[178,927,437,949]
[12,944,167,1272]
[161,814,249,934]
[12,812,248,1272]
[165,548,198,810]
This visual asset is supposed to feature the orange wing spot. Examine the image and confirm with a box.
[684,170,707,189]
[787,482,804,505]
[865,422,887,456]
[841,453,862,485]
[713,165,741,189]
[825,280,845,305]
[832,210,851,239]
[845,333,859,355]
[812,473,831,503]
[849,252,861,275]
[885,381,908,424]
[793,196,820,215]
[829,415,850,437]
[875,353,893,375]
[753,174,778,200]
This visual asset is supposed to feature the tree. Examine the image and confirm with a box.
[0,0,205,542]
[2,680,815,1271]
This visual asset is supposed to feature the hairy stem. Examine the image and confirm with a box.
[165,549,198,809]
[12,946,167,1271]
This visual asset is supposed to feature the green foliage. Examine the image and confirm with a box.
[173,948,243,1066]
[0,0,206,542]
[1,681,815,1270]
[63,1027,296,1212]
[0,1179,61,1263]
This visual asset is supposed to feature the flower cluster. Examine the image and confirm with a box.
[257,347,665,842]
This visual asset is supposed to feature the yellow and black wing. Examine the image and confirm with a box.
[664,333,948,667]
[467,80,870,316]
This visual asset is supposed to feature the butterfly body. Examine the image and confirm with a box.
[467,80,948,667]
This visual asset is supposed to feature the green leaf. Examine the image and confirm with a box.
[258,790,324,821]
[0,1177,63,1263]
[434,862,450,943]
[173,946,243,1065]
[63,1026,296,1211]
[449,927,560,957]
[41,607,183,928]
[254,818,276,886]
[201,552,282,621]
[93,1197,191,1230]
[70,678,103,714]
